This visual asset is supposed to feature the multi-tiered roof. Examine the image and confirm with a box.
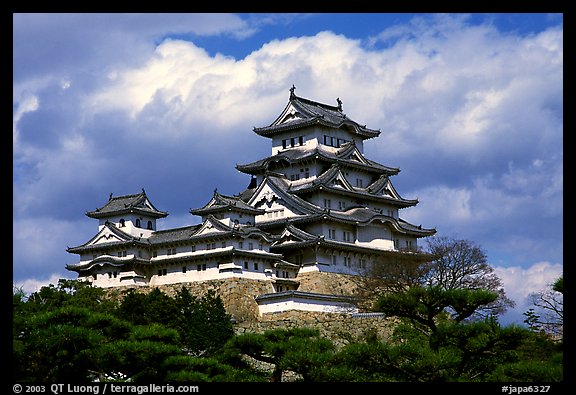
[66,87,436,319]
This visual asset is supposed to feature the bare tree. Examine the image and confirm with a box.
[524,275,563,339]
[353,235,515,318]
[422,236,515,318]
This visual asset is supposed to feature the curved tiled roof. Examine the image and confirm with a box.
[288,164,418,208]
[149,217,278,246]
[66,255,150,272]
[190,190,264,216]
[236,141,399,176]
[86,189,168,219]
[253,90,380,139]
[66,222,150,253]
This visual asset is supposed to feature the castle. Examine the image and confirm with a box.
[66,86,436,322]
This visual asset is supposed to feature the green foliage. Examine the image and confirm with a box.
[24,279,116,313]
[174,288,235,356]
[94,339,183,382]
[220,327,335,382]
[115,287,234,356]
[12,280,234,382]
[13,278,563,382]
[13,306,126,382]
[163,355,265,382]
[376,285,499,334]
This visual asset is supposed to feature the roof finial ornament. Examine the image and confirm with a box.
[109,193,113,201]
[336,97,342,111]
[214,188,218,195]
[290,84,296,99]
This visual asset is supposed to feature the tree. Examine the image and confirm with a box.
[13,280,235,382]
[219,327,335,382]
[174,288,234,356]
[423,236,515,318]
[523,274,563,339]
[354,235,514,319]
[12,304,185,382]
[115,287,234,356]
[376,285,500,335]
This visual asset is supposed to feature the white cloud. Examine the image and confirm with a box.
[494,262,563,325]
[13,273,76,296]
[13,93,39,146]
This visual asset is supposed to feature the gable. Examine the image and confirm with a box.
[278,104,305,124]
[249,179,315,218]
[88,225,131,246]
[192,217,231,237]
[328,170,355,192]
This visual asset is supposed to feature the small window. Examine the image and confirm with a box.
[343,231,351,242]
[136,219,141,227]
[147,221,153,230]
[244,261,249,269]
[119,219,125,227]
[254,262,259,271]
[328,229,336,239]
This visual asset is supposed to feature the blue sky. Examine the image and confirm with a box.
[13,13,563,326]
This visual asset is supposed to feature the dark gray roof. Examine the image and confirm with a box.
[253,90,380,139]
[66,256,149,272]
[190,190,264,216]
[255,290,357,303]
[236,141,399,175]
[86,190,168,219]
[288,164,418,208]
[149,216,278,246]
[66,222,149,253]
[248,174,324,216]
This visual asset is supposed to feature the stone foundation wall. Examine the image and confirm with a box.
[235,310,397,349]
[103,276,395,348]
[105,277,273,322]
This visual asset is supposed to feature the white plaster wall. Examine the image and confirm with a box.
[258,298,358,315]
[98,215,155,237]
[357,224,394,249]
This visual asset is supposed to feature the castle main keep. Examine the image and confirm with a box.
[66,86,436,322]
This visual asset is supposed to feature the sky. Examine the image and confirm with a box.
[13,13,563,326]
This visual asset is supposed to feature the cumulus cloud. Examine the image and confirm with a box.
[494,262,563,325]
[14,273,76,296]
